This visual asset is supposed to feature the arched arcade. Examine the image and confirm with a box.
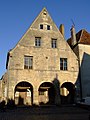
[14,81,33,105]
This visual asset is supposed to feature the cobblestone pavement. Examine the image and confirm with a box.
[0,105,90,120]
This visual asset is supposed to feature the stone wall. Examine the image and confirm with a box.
[3,8,79,105]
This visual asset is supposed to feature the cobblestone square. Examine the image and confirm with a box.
[0,105,90,120]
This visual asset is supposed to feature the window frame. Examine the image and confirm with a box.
[40,24,43,29]
[35,37,41,47]
[24,56,33,69]
[39,91,44,95]
[60,58,68,71]
[47,25,50,30]
[51,39,57,48]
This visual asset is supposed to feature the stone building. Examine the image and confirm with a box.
[0,80,2,101]
[0,73,7,101]
[67,28,90,101]
[1,8,79,105]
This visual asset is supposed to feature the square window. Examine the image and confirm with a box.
[47,25,50,30]
[39,91,44,95]
[40,24,43,29]
[35,37,41,47]
[60,58,67,71]
[24,56,33,69]
[51,39,57,48]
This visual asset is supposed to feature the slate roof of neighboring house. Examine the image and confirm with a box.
[67,29,90,47]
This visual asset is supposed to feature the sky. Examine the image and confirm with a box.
[0,0,90,78]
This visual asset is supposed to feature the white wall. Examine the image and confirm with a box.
[78,44,90,98]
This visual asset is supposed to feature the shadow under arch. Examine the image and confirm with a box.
[61,82,75,104]
[14,81,33,106]
[38,82,55,105]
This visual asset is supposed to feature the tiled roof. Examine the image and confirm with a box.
[67,29,90,47]
[79,30,90,44]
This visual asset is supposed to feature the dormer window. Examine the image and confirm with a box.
[40,24,43,29]
[47,25,50,30]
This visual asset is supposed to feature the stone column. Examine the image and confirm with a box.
[55,86,61,105]
[33,87,39,105]
[8,85,15,100]
[53,78,61,105]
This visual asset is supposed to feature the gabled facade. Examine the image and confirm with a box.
[67,28,90,100]
[2,8,78,105]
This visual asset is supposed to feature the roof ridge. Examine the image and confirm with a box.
[80,29,90,34]
[79,30,84,43]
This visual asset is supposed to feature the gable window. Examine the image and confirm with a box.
[60,58,67,70]
[35,37,41,47]
[40,24,43,29]
[47,25,50,30]
[51,39,57,48]
[24,56,33,69]
[43,10,47,15]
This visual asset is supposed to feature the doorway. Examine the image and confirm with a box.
[61,82,75,104]
[38,82,55,105]
[14,81,33,105]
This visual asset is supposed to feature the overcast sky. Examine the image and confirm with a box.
[0,0,90,78]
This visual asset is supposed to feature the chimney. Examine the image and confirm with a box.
[59,24,64,38]
[70,25,76,46]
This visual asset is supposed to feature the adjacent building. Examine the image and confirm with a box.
[67,28,90,100]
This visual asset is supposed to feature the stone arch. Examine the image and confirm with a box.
[14,81,33,105]
[61,82,75,104]
[38,82,55,105]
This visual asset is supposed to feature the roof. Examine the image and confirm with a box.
[67,29,90,47]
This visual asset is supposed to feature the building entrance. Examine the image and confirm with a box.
[38,82,55,105]
[14,81,33,105]
[61,82,75,104]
